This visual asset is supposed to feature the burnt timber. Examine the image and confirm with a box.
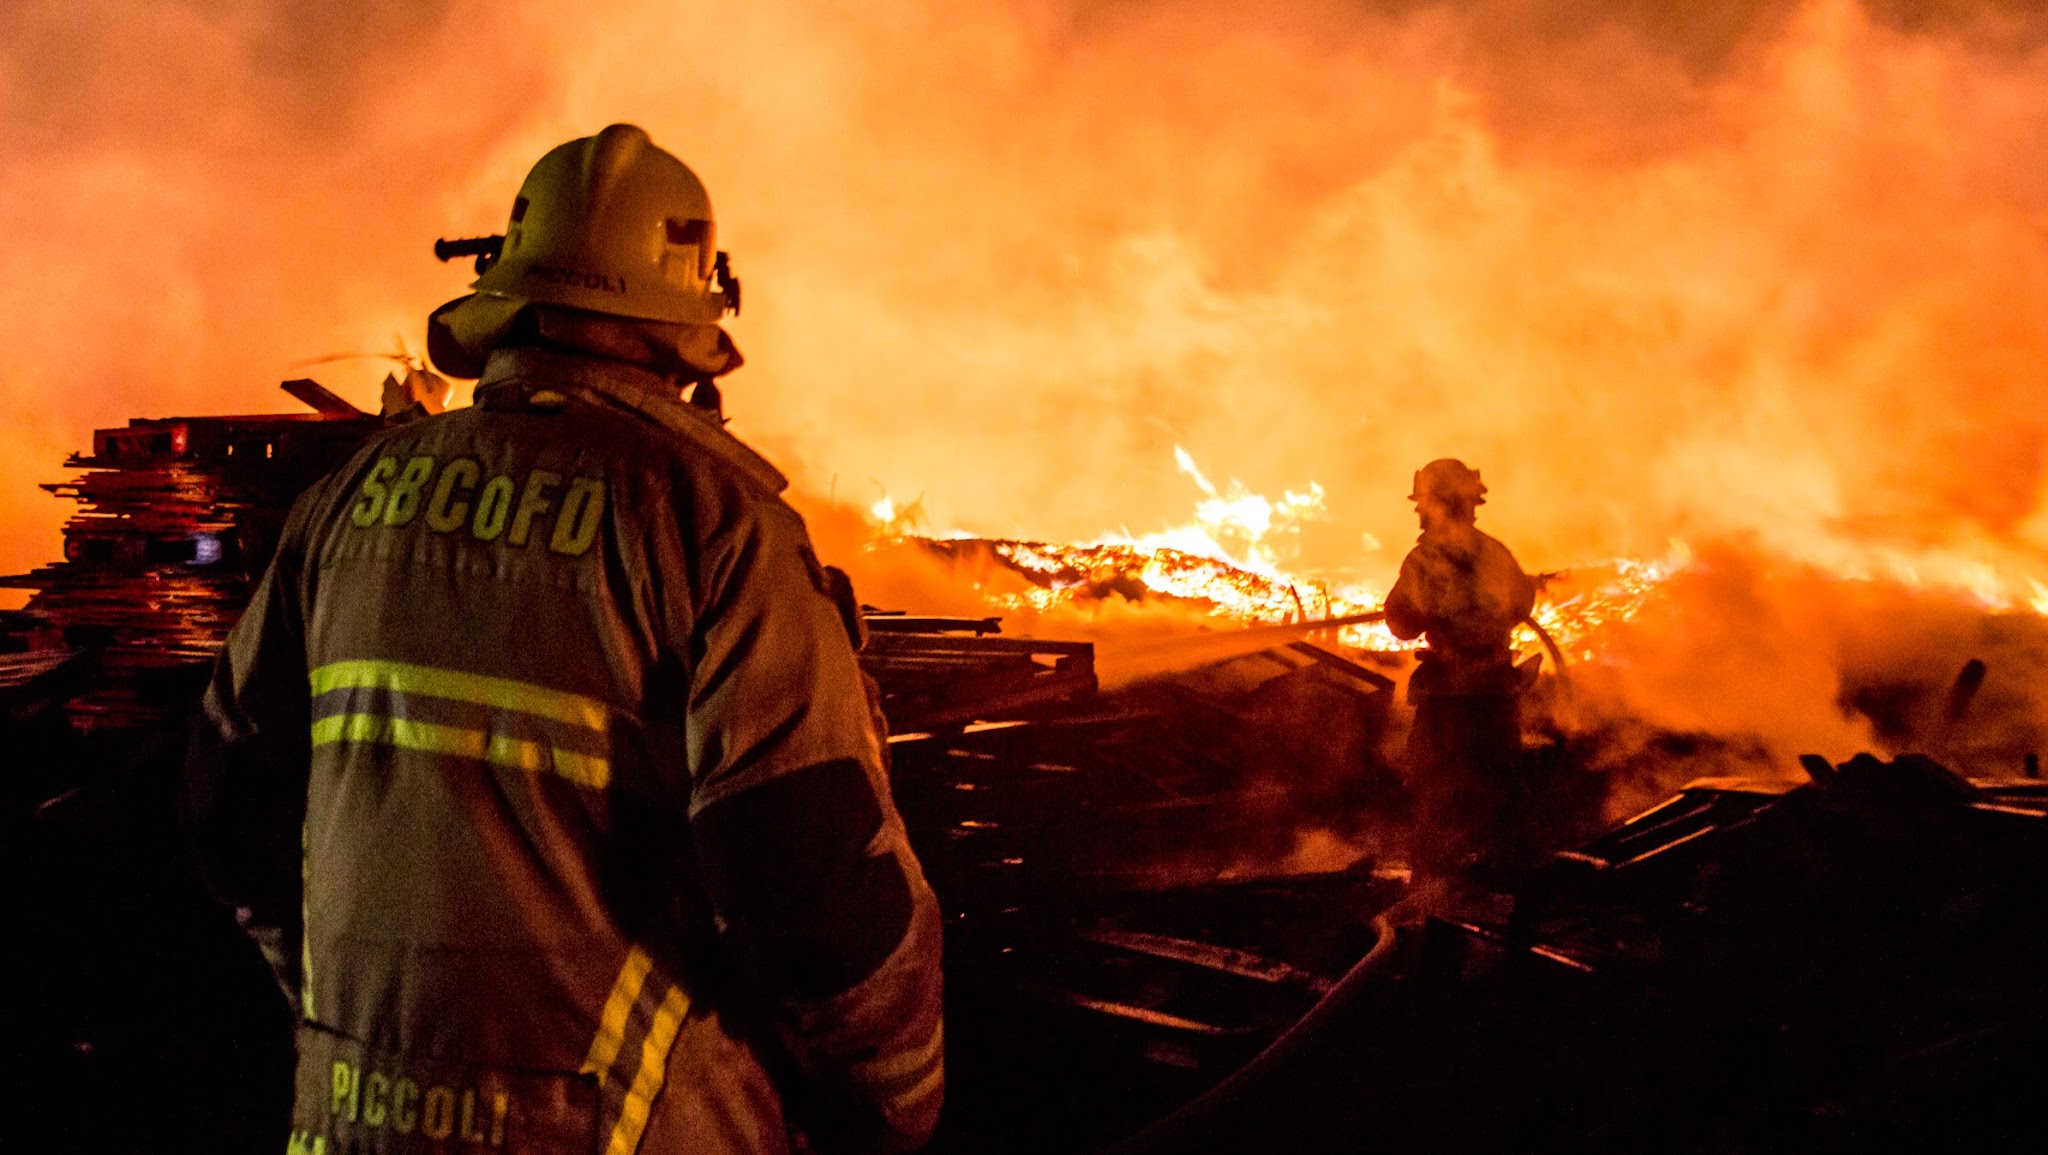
[0,380,377,727]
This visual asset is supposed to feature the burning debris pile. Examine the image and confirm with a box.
[855,445,1704,677]
[895,535,1363,630]
[838,589,2048,1150]
[12,392,2048,1152]
[13,1,2048,1146]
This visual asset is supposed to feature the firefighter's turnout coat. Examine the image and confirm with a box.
[1383,523,1535,698]
[184,346,943,1154]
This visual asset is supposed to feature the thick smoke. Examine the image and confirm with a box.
[593,0,2048,584]
[7,0,2048,776]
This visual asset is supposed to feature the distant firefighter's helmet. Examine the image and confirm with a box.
[472,124,736,325]
[1409,458,1487,505]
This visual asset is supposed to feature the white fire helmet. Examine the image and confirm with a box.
[471,124,735,325]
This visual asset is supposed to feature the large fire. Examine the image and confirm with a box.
[10,0,2048,770]
[862,446,2048,673]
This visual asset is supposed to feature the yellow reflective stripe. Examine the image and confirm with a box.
[311,714,611,790]
[310,660,609,733]
[583,948,654,1081]
[549,749,613,791]
[889,1060,945,1114]
[855,1019,944,1086]
[603,985,691,1155]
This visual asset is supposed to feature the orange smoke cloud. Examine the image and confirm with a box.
[629,0,2048,588]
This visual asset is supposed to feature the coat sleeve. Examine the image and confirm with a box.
[1383,548,1431,641]
[179,478,327,1004]
[683,497,944,1154]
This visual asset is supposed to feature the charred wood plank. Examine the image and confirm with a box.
[1080,926,1337,994]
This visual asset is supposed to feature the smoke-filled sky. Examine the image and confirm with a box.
[5,0,2048,605]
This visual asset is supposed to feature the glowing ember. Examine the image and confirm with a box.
[986,538,1358,624]
[1516,549,1691,662]
[870,493,932,539]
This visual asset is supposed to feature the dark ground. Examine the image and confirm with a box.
[13,648,2048,1153]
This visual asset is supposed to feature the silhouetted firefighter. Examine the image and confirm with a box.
[1383,458,1536,875]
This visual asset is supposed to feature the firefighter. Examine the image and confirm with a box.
[1383,458,1536,874]
[181,125,943,1154]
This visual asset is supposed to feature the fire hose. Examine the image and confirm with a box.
[1522,615,1571,687]
[1094,611,1386,691]
[1097,609,1568,693]
[1107,914,1404,1155]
